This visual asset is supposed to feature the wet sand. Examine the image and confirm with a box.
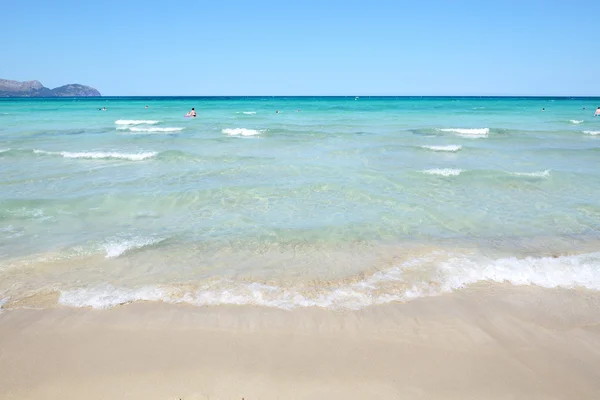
[1,284,600,400]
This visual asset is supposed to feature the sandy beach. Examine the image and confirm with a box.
[2,284,600,400]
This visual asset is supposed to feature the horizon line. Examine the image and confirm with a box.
[3,95,600,99]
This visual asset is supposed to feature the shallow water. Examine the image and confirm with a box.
[1,97,600,309]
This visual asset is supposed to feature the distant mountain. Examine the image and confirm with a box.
[0,79,101,97]
[51,84,101,97]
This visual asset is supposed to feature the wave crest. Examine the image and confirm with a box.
[60,285,165,309]
[126,127,183,133]
[103,237,165,258]
[512,170,551,178]
[421,168,463,176]
[57,252,600,310]
[421,145,462,152]
[438,128,489,138]
[222,128,264,136]
[33,149,157,161]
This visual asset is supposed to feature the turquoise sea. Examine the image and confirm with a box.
[1,97,600,310]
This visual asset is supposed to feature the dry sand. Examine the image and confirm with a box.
[1,284,600,400]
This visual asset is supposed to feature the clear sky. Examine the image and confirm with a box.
[2,0,599,96]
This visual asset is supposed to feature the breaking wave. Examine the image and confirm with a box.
[438,128,489,138]
[421,145,462,152]
[103,236,165,258]
[421,168,463,176]
[126,127,183,133]
[33,149,157,161]
[222,128,264,136]
[57,252,600,310]
[511,170,551,178]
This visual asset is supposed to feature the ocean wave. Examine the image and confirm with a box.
[60,285,165,309]
[570,120,584,124]
[103,236,165,258]
[222,128,264,136]
[126,127,183,133]
[4,207,51,221]
[33,149,157,161]
[583,130,600,136]
[0,148,10,154]
[421,145,462,152]
[421,168,463,176]
[511,170,551,178]
[114,120,160,125]
[57,252,600,310]
[0,225,25,239]
[236,111,257,115]
[438,128,489,138]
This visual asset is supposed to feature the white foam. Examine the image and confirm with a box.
[0,148,10,153]
[435,252,600,292]
[438,128,489,138]
[421,145,462,152]
[7,207,49,221]
[570,120,584,124]
[56,252,600,310]
[421,168,463,176]
[126,127,183,133]
[114,120,159,125]
[34,149,157,161]
[512,170,551,178]
[103,237,164,258]
[222,128,264,136]
[238,112,256,115]
[583,130,600,136]
[0,225,24,239]
[59,285,166,309]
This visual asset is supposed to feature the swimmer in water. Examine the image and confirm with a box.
[186,108,197,117]
[595,107,600,117]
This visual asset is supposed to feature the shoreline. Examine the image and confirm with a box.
[2,284,600,400]
[3,243,600,312]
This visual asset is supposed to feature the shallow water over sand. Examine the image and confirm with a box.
[1,97,600,309]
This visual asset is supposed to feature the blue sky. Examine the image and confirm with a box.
[2,0,599,96]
